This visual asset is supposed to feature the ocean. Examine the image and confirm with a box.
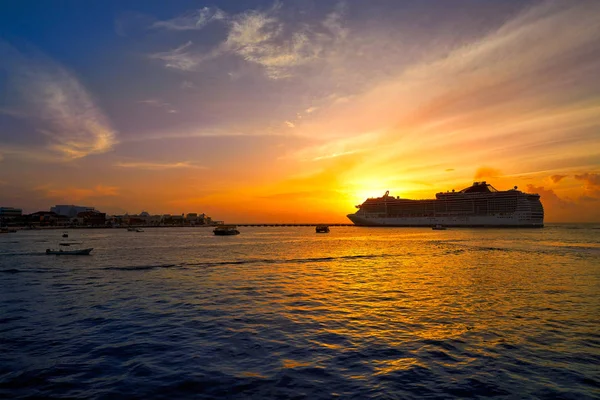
[1,225,599,399]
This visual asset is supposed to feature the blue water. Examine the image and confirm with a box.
[1,225,599,399]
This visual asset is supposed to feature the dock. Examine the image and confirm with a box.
[232,223,354,227]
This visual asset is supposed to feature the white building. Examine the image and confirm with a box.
[51,205,95,218]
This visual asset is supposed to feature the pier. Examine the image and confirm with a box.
[232,223,354,227]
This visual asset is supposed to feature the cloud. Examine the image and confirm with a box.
[149,3,348,79]
[152,7,225,31]
[39,184,120,201]
[224,10,325,79]
[574,173,600,188]
[550,174,567,183]
[149,41,200,71]
[305,107,318,113]
[574,172,600,199]
[526,184,573,209]
[312,150,358,161]
[285,121,295,128]
[0,41,117,160]
[181,80,195,89]
[293,1,600,159]
[0,107,27,118]
[259,189,341,200]
[474,167,502,179]
[114,161,206,170]
[138,99,178,113]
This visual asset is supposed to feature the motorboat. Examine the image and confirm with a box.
[432,224,447,230]
[46,239,92,255]
[46,248,93,255]
[135,228,144,232]
[62,232,68,238]
[315,225,330,233]
[213,225,240,236]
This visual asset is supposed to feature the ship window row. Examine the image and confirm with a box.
[362,205,517,212]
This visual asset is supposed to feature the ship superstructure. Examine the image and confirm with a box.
[347,181,544,227]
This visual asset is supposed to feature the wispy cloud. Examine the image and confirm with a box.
[0,107,27,118]
[224,10,325,79]
[284,121,295,128]
[39,184,120,201]
[290,1,600,170]
[149,3,347,79]
[181,80,195,89]
[114,161,206,170]
[0,41,117,160]
[312,150,358,161]
[149,41,199,71]
[138,99,178,113]
[152,7,225,31]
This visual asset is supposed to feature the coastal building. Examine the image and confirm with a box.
[108,211,216,227]
[51,205,95,218]
[186,213,212,225]
[186,213,198,223]
[0,207,22,219]
[28,211,70,226]
[200,213,212,225]
[75,211,106,226]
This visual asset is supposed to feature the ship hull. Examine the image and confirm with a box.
[347,214,543,228]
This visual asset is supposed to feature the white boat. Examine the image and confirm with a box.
[46,248,93,255]
[46,239,93,255]
[432,224,447,230]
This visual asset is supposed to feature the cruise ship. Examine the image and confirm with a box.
[347,181,544,227]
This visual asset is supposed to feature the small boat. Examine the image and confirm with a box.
[315,224,330,233]
[46,248,93,255]
[432,224,447,230]
[62,232,68,238]
[213,225,240,236]
[135,228,144,232]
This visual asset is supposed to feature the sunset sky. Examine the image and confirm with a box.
[1,0,599,223]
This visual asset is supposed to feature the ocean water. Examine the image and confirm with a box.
[1,225,599,399]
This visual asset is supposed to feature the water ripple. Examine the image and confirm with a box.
[0,225,598,398]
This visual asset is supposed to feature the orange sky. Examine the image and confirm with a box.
[1,1,599,222]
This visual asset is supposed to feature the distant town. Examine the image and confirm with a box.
[0,205,221,228]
